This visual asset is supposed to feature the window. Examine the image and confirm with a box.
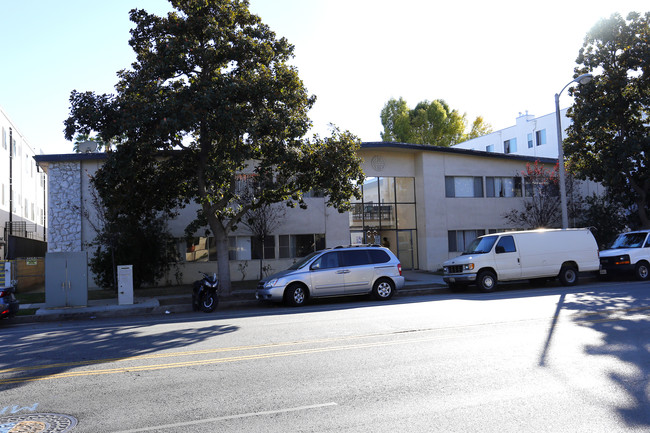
[228,236,252,260]
[503,138,517,154]
[486,177,522,197]
[527,133,533,149]
[311,251,340,270]
[303,189,324,198]
[368,250,391,264]
[340,250,371,266]
[486,144,494,152]
[448,230,486,252]
[496,236,516,253]
[536,129,546,146]
[279,234,325,259]
[252,236,275,260]
[445,176,483,198]
[395,177,415,202]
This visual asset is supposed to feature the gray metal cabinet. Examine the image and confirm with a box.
[45,252,88,308]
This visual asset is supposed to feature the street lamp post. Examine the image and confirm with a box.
[555,73,593,229]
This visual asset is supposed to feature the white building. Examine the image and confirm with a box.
[0,105,47,259]
[453,109,570,159]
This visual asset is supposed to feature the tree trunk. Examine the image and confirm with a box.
[206,214,232,296]
[637,198,650,229]
[631,181,650,229]
[259,238,264,279]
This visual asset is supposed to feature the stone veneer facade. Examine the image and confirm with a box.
[47,161,82,252]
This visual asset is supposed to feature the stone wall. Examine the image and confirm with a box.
[47,161,82,252]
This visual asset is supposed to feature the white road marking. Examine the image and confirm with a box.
[112,402,338,432]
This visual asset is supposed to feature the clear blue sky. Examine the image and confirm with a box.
[1,0,647,154]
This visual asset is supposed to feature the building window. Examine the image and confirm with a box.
[536,129,546,146]
[279,234,325,259]
[504,138,517,154]
[445,176,483,198]
[228,236,252,260]
[524,176,558,198]
[252,236,276,260]
[527,133,533,149]
[448,229,486,252]
[486,144,494,152]
[486,177,522,197]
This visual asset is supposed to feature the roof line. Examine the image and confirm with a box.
[361,141,558,164]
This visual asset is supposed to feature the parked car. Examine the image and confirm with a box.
[443,228,600,292]
[256,245,405,306]
[599,230,650,281]
[0,286,20,319]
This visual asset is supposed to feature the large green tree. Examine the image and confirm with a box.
[64,0,364,295]
[380,97,491,146]
[565,12,650,227]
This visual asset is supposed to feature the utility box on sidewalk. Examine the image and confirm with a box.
[117,265,134,305]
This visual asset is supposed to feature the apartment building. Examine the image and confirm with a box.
[0,105,47,259]
[36,142,583,288]
[453,110,569,158]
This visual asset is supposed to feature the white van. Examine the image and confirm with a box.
[443,229,600,292]
[599,230,650,280]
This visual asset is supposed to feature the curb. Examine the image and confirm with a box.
[5,284,449,325]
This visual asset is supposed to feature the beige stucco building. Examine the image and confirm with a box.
[35,142,595,288]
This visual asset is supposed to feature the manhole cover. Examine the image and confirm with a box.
[0,413,77,432]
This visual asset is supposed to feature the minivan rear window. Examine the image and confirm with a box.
[341,250,371,266]
[369,250,390,264]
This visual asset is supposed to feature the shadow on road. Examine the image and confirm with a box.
[544,283,650,428]
[0,321,238,392]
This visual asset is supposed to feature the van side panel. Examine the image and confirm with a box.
[515,230,599,279]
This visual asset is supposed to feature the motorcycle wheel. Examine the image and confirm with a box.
[199,291,218,313]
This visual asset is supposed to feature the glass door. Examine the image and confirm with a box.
[397,230,418,270]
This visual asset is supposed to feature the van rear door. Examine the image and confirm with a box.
[494,235,522,280]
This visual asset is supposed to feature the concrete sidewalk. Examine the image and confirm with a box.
[6,270,448,324]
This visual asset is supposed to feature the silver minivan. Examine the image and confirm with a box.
[256,245,405,306]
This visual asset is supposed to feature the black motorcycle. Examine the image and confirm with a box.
[192,272,219,313]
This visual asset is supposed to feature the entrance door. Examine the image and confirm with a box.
[398,230,417,270]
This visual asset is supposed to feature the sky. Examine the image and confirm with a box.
[1,0,648,155]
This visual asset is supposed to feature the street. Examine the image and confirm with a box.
[1,279,650,432]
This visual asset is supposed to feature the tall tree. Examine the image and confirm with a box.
[64,0,364,295]
[565,12,650,228]
[380,98,491,146]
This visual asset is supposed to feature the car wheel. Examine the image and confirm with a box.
[559,265,579,286]
[372,278,395,300]
[476,270,497,293]
[634,261,650,281]
[199,291,218,313]
[284,284,308,307]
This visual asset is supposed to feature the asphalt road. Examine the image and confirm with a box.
[1,279,649,432]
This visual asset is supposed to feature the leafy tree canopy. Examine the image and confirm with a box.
[64,0,365,294]
[380,97,492,146]
[565,12,650,227]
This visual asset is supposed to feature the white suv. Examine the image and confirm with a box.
[256,245,405,306]
[599,230,650,280]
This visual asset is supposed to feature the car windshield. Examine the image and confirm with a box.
[287,251,321,270]
[462,235,498,255]
[609,233,648,249]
